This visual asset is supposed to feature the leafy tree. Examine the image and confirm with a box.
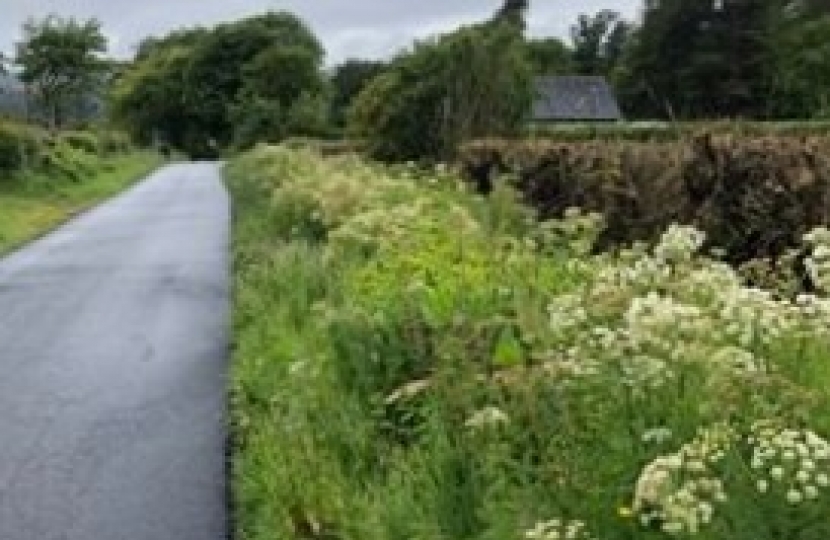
[15,15,108,127]
[494,0,529,29]
[111,12,327,156]
[768,14,830,118]
[349,22,532,161]
[570,10,632,76]
[330,60,386,128]
[526,37,573,75]
[110,42,195,148]
[616,0,775,119]
[183,12,324,151]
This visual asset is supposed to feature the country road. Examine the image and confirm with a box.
[0,164,229,540]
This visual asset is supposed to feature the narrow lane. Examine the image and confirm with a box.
[0,163,229,540]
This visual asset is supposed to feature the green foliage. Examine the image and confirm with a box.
[15,15,108,127]
[0,120,132,182]
[526,37,573,76]
[768,15,830,118]
[228,145,830,540]
[111,41,195,150]
[111,12,327,157]
[348,22,533,161]
[0,122,39,173]
[570,10,632,76]
[330,60,387,128]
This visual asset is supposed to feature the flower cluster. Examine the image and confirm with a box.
[524,519,598,540]
[748,421,830,504]
[653,224,707,264]
[633,423,736,535]
[464,406,510,430]
[805,227,830,293]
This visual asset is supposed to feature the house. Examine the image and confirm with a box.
[532,75,623,122]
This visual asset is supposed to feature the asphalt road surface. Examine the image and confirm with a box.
[0,164,229,540]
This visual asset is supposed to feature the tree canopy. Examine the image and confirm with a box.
[16,15,108,127]
[111,12,326,157]
[349,19,532,161]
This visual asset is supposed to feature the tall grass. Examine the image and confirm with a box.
[227,145,830,540]
[0,150,163,254]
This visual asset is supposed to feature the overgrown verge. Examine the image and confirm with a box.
[228,145,830,540]
[0,122,163,252]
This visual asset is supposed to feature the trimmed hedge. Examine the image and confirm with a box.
[461,134,830,262]
[527,120,830,142]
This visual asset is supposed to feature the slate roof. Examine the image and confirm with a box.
[532,76,623,122]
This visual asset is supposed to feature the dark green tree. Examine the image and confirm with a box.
[349,22,532,161]
[110,12,327,156]
[570,10,632,76]
[616,0,776,119]
[110,42,195,149]
[183,12,324,153]
[15,15,108,127]
[768,12,830,117]
[494,0,529,29]
[330,60,387,128]
[526,38,573,75]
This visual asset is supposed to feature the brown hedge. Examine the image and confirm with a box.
[460,135,830,263]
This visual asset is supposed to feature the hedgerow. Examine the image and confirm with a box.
[0,121,133,182]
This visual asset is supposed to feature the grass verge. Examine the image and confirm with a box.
[0,151,165,255]
[227,145,830,540]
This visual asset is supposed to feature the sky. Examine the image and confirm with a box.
[0,1,640,65]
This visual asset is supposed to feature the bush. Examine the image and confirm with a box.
[59,131,100,155]
[0,122,42,174]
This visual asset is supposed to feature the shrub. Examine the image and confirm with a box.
[0,122,41,174]
[59,131,100,155]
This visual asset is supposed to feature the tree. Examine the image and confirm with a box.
[111,42,195,149]
[526,38,573,75]
[183,12,324,151]
[330,60,386,128]
[231,46,328,147]
[570,10,632,76]
[768,14,830,117]
[16,15,107,127]
[494,0,529,29]
[349,22,532,161]
[111,12,327,156]
[616,0,776,119]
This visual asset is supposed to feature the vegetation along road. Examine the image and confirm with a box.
[0,164,229,540]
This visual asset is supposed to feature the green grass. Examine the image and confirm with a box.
[227,146,830,540]
[0,151,164,254]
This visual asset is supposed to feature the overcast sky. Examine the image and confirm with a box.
[1,1,640,65]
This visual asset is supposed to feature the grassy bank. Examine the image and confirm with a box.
[0,151,164,254]
[227,146,830,540]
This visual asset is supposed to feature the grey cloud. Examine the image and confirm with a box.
[0,1,640,65]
